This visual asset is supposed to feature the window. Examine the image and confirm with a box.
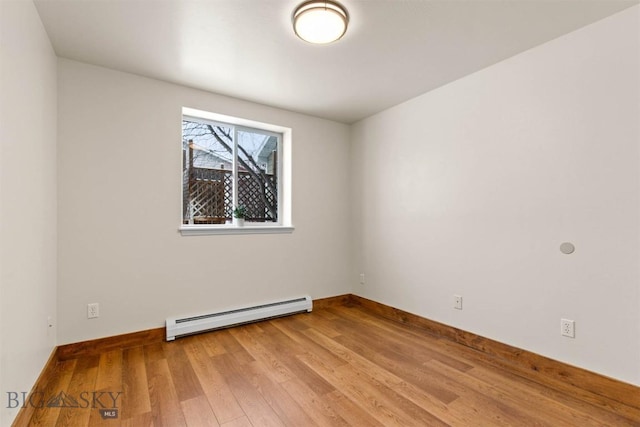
[180,108,292,235]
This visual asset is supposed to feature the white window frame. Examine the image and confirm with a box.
[179,107,293,236]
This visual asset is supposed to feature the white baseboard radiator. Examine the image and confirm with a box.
[166,295,312,341]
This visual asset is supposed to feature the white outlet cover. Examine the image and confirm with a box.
[88,303,99,319]
[454,295,463,310]
[561,318,575,338]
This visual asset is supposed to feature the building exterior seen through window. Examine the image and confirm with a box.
[182,115,281,225]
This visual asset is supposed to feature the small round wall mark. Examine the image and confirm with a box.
[559,242,575,255]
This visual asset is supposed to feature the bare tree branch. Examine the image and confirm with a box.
[205,125,277,219]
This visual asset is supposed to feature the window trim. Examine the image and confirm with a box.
[179,107,293,236]
[180,224,295,236]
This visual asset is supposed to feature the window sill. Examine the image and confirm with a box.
[179,224,295,236]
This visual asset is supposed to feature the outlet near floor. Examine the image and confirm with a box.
[453,294,463,310]
[561,318,575,338]
[87,303,100,319]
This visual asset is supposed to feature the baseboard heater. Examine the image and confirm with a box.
[166,295,312,341]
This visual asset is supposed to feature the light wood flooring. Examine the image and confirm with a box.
[15,303,640,426]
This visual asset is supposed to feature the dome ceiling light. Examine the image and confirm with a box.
[292,1,349,44]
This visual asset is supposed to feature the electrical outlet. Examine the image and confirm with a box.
[561,318,575,338]
[359,273,365,285]
[454,294,463,310]
[87,303,99,319]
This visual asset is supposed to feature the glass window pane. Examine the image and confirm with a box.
[237,129,279,222]
[182,120,234,224]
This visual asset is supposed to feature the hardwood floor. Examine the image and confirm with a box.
[14,303,640,426]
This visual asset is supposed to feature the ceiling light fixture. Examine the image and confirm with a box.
[292,1,349,44]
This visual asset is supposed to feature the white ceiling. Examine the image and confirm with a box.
[34,0,637,123]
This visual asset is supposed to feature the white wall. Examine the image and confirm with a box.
[2,6,636,421]
[57,59,352,344]
[0,0,58,424]
[351,6,640,385]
